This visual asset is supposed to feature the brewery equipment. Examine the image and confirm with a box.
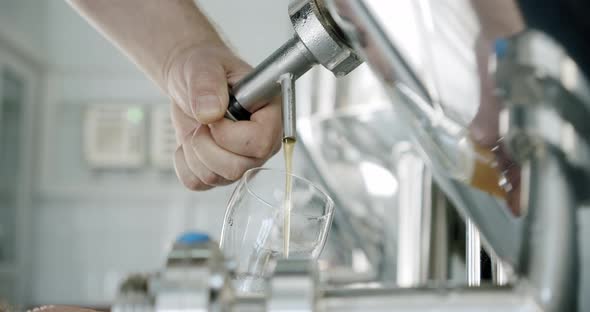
[114,1,589,310]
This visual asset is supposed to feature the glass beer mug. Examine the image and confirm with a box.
[219,168,334,295]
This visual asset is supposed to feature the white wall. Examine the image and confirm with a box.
[28,0,291,306]
[195,0,293,64]
[0,0,47,63]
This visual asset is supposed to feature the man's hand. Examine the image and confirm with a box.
[68,0,283,191]
[165,44,282,190]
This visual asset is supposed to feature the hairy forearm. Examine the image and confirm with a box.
[67,0,225,89]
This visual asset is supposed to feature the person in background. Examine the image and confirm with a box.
[469,0,590,215]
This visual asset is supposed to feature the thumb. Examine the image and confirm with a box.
[188,61,229,124]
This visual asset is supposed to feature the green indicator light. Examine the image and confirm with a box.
[126,107,144,124]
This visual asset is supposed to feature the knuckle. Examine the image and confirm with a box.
[225,162,247,182]
[173,146,209,191]
[175,166,208,191]
[201,171,222,186]
[190,65,223,85]
[184,178,209,191]
[192,80,220,96]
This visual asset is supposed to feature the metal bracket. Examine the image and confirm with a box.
[267,259,318,312]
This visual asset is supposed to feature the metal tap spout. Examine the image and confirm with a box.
[280,73,297,142]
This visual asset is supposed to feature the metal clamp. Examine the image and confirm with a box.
[153,233,231,312]
[112,274,153,312]
[267,259,319,312]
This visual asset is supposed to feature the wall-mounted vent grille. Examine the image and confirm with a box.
[83,105,145,168]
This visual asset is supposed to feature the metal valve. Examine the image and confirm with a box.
[268,259,318,312]
[112,232,233,312]
[225,0,362,141]
[113,232,320,312]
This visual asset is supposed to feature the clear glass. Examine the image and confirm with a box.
[219,167,334,295]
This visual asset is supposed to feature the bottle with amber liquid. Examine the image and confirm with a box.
[394,86,517,209]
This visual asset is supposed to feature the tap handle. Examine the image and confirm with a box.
[224,36,315,122]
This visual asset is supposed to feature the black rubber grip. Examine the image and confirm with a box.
[227,95,252,121]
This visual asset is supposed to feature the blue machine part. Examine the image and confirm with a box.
[176,231,211,245]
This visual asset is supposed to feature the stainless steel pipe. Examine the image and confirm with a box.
[279,73,297,141]
[519,149,578,311]
[316,286,540,312]
[225,36,315,122]
[224,0,361,142]
[466,220,482,287]
[395,147,433,287]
